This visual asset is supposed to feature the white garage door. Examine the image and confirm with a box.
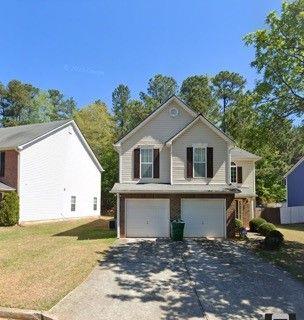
[181,199,225,238]
[126,199,170,237]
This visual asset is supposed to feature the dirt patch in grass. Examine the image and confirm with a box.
[249,224,304,282]
[0,218,116,310]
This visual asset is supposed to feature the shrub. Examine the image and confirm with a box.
[235,218,243,231]
[264,230,284,250]
[258,222,276,236]
[249,218,266,232]
[0,192,19,226]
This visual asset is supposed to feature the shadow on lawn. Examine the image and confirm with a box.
[54,219,116,240]
[97,239,303,319]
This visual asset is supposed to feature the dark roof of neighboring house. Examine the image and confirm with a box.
[0,120,72,150]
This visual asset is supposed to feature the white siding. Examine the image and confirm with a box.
[233,160,255,196]
[172,120,228,184]
[19,124,101,222]
[120,100,194,183]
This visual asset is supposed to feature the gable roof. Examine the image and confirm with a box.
[165,114,235,146]
[114,95,197,147]
[0,120,71,150]
[0,120,104,172]
[284,156,304,178]
[230,147,261,161]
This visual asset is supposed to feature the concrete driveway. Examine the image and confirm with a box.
[50,239,304,320]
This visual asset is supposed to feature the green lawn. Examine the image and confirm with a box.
[256,223,304,282]
[0,218,116,310]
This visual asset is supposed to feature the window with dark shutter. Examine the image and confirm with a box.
[153,149,160,179]
[237,166,243,184]
[0,152,5,177]
[207,147,213,178]
[186,147,193,178]
[133,148,140,179]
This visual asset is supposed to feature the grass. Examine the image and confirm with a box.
[0,218,116,310]
[255,223,304,282]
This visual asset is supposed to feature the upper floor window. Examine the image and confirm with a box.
[140,148,153,178]
[193,147,206,178]
[0,152,5,177]
[231,162,237,183]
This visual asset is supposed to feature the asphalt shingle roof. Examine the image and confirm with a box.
[231,147,261,160]
[0,120,71,149]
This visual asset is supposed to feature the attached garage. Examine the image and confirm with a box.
[181,199,226,237]
[125,199,170,237]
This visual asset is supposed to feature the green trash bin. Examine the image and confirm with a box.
[171,220,185,241]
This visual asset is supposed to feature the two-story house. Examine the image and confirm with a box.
[0,120,103,223]
[111,96,260,238]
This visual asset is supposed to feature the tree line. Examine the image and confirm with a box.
[0,0,303,208]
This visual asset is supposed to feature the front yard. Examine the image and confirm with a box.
[255,223,304,282]
[0,218,116,310]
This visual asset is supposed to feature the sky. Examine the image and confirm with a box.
[1,0,282,110]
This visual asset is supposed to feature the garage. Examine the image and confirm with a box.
[125,199,170,237]
[181,199,226,237]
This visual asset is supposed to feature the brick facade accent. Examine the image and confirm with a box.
[233,197,251,228]
[118,193,236,238]
[0,150,18,190]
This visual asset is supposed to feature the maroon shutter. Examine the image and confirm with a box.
[186,147,193,178]
[0,152,5,177]
[237,166,243,184]
[153,149,160,179]
[133,148,140,179]
[207,147,213,178]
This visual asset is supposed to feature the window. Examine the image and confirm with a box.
[71,196,76,211]
[231,162,237,183]
[93,197,97,211]
[193,147,206,177]
[140,148,153,178]
[235,199,243,221]
[0,152,5,177]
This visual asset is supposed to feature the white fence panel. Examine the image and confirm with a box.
[280,206,304,224]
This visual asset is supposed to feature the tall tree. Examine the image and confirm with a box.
[244,0,304,116]
[74,100,118,208]
[211,71,246,132]
[48,89,76,120]
[112,84,130,134]
[180,75,220,122]
[140,74,178,111]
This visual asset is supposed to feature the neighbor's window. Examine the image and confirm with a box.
[193,147,206,177]
[71,196,76,211]
[93,197,97,211]
[231,162,237,183]
[235,199,243,221]
[140,148,153,178]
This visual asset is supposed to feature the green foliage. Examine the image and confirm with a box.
[140,74,178,110]
[258,222,276,236]
[235,218,243,231]
[249,218,267,232]
[0,192,19,226]
[264,229,284,250]
[74,101,118,209]
[180,75,220,123]
[244,0,304,116]
[0,80,76,127]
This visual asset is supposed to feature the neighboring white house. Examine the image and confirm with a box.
[0,120,103,222]
[111,95,261,238]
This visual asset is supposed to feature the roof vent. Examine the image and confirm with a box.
[170,107,179,118]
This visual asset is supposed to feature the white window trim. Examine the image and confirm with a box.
[140,147,154,179]
[193,146,207,178]
[230,162,237,184]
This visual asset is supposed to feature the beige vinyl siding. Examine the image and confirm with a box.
[233,160,255,195]
[172,120,228,184]
[120,101,194,183]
